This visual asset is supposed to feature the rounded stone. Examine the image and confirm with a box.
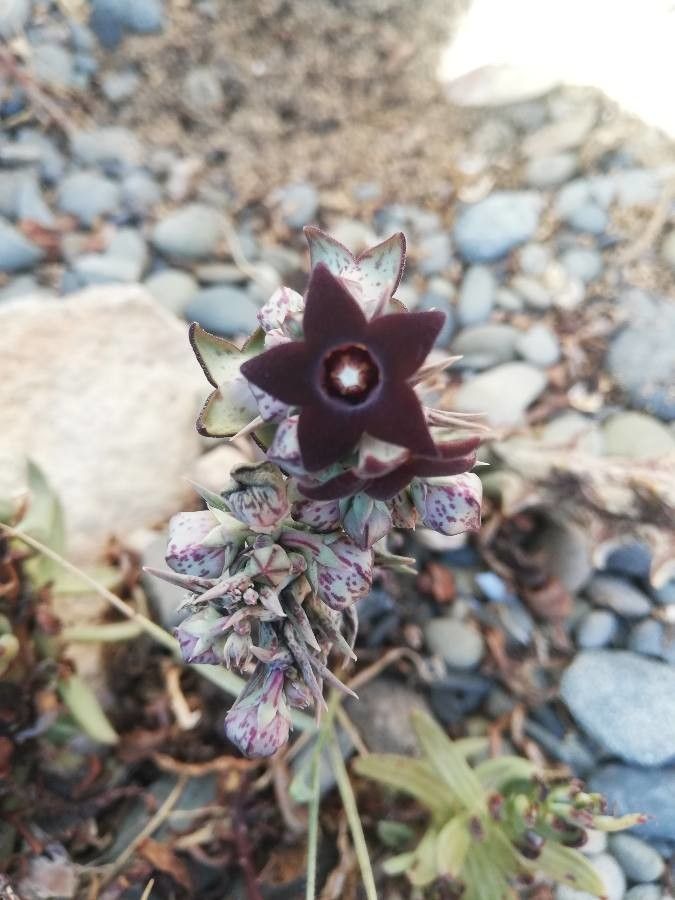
[519,242,552,276]
[423,618,485,670]
[275,182,319,229]
[556,852,625,900]
[609,833,664,883]
[185,285,259,337]
[455,362,547,427]
[417,231,452,275]
[0,218,45,272]
[607,292,675,421]
[525,152,578,188]
[121,171,162,217]
[451,323,519,370]
[586,574,652,618]
[457,265,496,325]
[453,191,543,263]
[71,126,144,171]
[144,269,198,316]
[576,609,618,650]
[57,170,121,226]
[560,247,603,283]
[0,0,30,38]
[417,290,455,345]
[561,651,675,766]
[625,886,664,900]
[152,204,224,261]
[515,323,560,367]
[603,412,675,458]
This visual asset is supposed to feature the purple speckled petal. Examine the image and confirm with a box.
[248,383,291,423]
[267,415,305,475]
[316,538,373,611]
[258,286,304,334]
[224,665,292,758]
[166,511,226,579]
[223,463,291,531]
[411,472,482,535]
[292,497,342,532]
[354,435,410,479]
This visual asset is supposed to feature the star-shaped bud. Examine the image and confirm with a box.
[304,226,406,318]
[241,264,444,472]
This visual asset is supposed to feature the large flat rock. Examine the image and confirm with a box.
[0,286,205,562]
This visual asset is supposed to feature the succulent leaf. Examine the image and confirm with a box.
[435,815,470,879]
[533,842,606,896]
[410,710,485,810]
[304,226,406,318]
[190,323,264,437]
[353,754,457,817]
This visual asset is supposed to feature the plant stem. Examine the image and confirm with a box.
[305,691,341,900]
[1,524,316,732]
[328,724,377,900]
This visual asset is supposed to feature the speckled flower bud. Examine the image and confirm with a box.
[222,462,291,531]
[317,537,373,611]
[165,510,227,579]
[175,607,225,664]
[340,493,392,549]
[224,665,292,758]
[292,497,341,532]
[411,472,482,535]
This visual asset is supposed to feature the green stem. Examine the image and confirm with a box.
[1,524,317,733]
[305,692,341,900]
[328,725,377,900]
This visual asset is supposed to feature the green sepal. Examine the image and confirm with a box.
[189,323,264,437]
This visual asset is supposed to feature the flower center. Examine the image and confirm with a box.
[322,344,380,406]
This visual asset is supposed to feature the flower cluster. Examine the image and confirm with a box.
[152,228,486,757]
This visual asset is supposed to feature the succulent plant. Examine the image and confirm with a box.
[354,710,644,898]
[151,228,487,757]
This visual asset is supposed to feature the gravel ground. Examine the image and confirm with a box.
[1,1,675,898]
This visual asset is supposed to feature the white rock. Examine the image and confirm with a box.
[455,362,547,426]
[0,286,204,563]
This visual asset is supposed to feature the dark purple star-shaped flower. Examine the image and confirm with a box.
[297,434,481,501]
[240,263,445,472]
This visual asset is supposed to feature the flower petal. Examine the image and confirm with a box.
[304,226,355,276]
[297,403,365,472]
[303,263,368,349]
[367,309,445,379]
[258,286,304,334]
[267,416,305,475]
[354,435,410,479]
[297,470,366,501]
[355,231,406,316]
[365,381,436,457]
[292,498,342,532]
[240,341,313,406]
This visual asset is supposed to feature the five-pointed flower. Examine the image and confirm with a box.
[240,263,445,472]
